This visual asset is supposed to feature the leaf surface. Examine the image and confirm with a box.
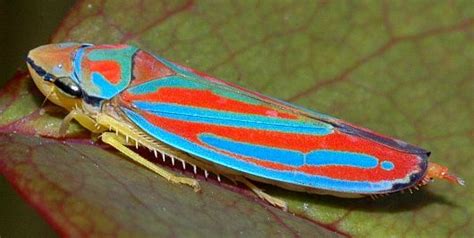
[0,131,340,237]
[1,0,473,237]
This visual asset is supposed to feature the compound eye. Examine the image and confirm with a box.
[54,77,82,98]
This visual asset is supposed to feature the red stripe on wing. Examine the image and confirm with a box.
[121,88,298,119]
[137,110,422,183]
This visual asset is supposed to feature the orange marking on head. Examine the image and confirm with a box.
[89,61,121,84]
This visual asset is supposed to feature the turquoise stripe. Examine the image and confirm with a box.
[199,134,305,166]
[200,134,378,169]
[90,72,120,99]
[127,76,203,94]
[126,75,262,104]
[72,46,86,84]
[134,102,333,135]
[306,150,378,168]
[122,108,395,193]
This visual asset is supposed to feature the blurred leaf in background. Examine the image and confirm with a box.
[1,0,75,84]
[1,0,473,237]
[0,1,75,237]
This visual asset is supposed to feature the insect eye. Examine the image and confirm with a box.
[54,77,82,98]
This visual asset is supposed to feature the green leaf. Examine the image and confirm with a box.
[0,132,340,237]
[1,0,473,237]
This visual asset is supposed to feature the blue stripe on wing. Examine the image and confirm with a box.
[90,72,122,98]
[199,134,379,169]
[126,76,265,104]
[122,107,394,193]
[127,76,202,94]
[199,133,305,166]
[132,102,333,135]
[306,150,378,168]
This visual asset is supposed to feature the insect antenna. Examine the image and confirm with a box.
[41,86,56,108]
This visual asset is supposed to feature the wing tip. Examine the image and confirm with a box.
[331,119,429,155]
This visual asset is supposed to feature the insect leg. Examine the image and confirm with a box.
[238,177,288,211]
[59,108,105,136]
[101,132,201,192]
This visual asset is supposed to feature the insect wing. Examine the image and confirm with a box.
[118,53,428,194]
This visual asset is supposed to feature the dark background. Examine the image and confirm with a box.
[1,0,75,84]
[0,1,75,236]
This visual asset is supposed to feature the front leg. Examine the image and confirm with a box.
[59,108,105,136]
[59,109,200,191]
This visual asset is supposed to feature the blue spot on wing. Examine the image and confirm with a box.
[381,161,394,171]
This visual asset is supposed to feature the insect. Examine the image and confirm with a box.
[26,43,463,210]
